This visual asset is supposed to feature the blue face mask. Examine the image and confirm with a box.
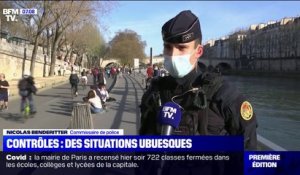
[164,52,195,78]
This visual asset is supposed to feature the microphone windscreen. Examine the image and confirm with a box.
[159,102,182,129]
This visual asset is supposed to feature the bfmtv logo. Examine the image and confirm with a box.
[162,106,177,119]
[2,9,18,22]
[160,102,182,128]
[2,9,37,22]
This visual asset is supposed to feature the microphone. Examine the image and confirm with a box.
[159,102,182,135]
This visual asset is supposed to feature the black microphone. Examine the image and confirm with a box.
[159,102,182,135]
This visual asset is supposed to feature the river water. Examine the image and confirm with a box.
[224,75,300,150]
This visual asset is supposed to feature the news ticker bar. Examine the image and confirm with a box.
[1,152,242,175]
[1,152,300,175]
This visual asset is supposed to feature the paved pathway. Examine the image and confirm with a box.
[92,73,145,134]
[0,73,146,150]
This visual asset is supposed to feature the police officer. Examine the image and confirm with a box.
[139,10,257,151]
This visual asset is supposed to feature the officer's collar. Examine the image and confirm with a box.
[174,66,202,88]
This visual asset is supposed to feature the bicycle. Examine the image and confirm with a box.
[22,102,35,119]
[23,103,30,117]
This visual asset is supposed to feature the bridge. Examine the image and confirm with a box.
[100,58,148,68]
[100,58,120,67]
[199,56,300,72]
[198,57,236,71]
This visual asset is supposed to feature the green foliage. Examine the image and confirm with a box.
[109,29,146,66]
[73,22,105,56]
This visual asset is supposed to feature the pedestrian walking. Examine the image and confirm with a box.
[0,73,9,111]
[69,71,79,96]
[92,67,99,85]
[58,65,62,76]
[97,68,106,85]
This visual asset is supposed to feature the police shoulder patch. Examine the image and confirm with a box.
[240,101,253,121]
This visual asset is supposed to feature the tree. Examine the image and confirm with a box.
[48,1,89,75]
[109,29,146,66]
[48,1,113,76]
[1,1,115,75]
[69,21,106,68]
[11,1,59,76]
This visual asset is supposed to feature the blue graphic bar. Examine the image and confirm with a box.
[3,135,243,152]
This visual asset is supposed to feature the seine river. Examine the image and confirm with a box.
[224,75,300,150]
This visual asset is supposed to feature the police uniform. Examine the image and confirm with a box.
[139,10,257,151]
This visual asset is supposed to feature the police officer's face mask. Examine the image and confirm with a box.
[164,50,195,78]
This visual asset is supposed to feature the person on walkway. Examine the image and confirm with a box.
[110,66,117,79]
[81,69,88,88]
[118,67,123,78]
[145,64,154,89]
[81,69,86,77]
[146,64,154,78]
[18,72,37,114]
[63,62,67,76]
[98,83,116,109]
[160,67,167,77]
[90,85,101,99]
[83,89,104,114]
[153,64,160,77]
[106,68,110,79]
[69,71,79,96]
[128,67,132,75]
[58,65,62,76]
[0,73,9,111]
[92,67,99,85]
[97,68,106,85]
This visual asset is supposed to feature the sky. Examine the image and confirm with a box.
[100,1,300,56]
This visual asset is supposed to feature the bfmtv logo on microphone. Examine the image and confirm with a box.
[162,106,177,119]
[159,102,182,128]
